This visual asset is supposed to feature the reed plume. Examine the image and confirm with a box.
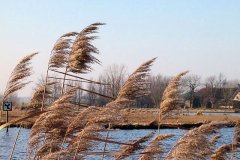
[115,131,155,160]
[157,71,188,131]
[28,87,78,159]
[66,106,124,136]
[159,71,188,117]
[48,32,78,69]
[234,121,240,145]
[62,57,157,157]
[41,32,78,110]
[165,122,226,160]
[67,123,105,156]
[211,144,233,160]
[3,53,38,101]
[28,82,56,113]
[107,58,156,108]
[69,22,105,73]
[210,135,221,145]
[139,134,174,160]
[63,106,125,160]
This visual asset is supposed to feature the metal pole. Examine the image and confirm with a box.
[6,111,9,133]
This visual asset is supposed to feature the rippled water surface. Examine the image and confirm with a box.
[0,127,239,159]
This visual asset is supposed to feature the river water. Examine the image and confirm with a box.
[0,127,239,160]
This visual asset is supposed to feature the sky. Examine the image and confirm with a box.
[0,0,240,97]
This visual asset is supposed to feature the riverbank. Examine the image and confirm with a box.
[1,108,240,129]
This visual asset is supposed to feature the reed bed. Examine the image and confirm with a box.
[1,22,240,160]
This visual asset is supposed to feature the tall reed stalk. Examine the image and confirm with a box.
[158,71,188,132]
[41,32,78,110]
[1,53,38,120]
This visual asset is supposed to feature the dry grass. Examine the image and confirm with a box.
[139,134,174,160]
[3,108,240,128]
[2,24,240,160]
[106,58,156,108]
[2,53,38,101]
[69,22,105,73]
[165,122,227,160]
[28,87,78,159]
[115,131,155,160]
[211,144,233,160]
[48,32,78,69]
[159,71,188,119]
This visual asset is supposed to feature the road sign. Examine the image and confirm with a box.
[3,102,12,111]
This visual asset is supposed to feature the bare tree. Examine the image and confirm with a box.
[149,74,170,107]
[75,81,83,106]
[96,75,110,106]
[216,73,227,89]
[205,75,217,107]
[86,81,97,106]
[182,74,201,108]
[101,64,127,99]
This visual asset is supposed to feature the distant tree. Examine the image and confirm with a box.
[86,81,97,106]
[95,75,110,106]
[182,74,201,108]
[75,81,83,106]
[100,64,127,99]
[149,74,170,107]
[216,73,227,89]
[136,96,154,108]
[205,75,217,107]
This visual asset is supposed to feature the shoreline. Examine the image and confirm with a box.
[1,108,240,130]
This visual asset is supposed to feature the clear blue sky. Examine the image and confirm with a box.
[0,0,240,97]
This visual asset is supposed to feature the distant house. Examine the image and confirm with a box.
[195,85,240,108]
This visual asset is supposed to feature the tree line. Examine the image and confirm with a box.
[27,65,238,109]
[1,64,239,109]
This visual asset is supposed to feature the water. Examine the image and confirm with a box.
[0,127,239,159]
[178,112,240,116]
[0,128,30,160]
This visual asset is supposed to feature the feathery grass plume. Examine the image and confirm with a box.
[234,121,240,145]
[66,106,124,136]
[28,82,56,113]
[48,32,78,69]
[159,71,188,118]
[165,122,226,160]
[66,106,100,135]
[106,58,156,108]
[61,105,125,160]
[63,106,125,159]
[197,122,228,134]
[157,71,188,131]
[69,22,105,74]
[41,32,78,110]
[210,144,234,160]
[73,58,156,159]
[41,151,84,160]
[139,134,174,160]
[67,123,105,153]
[115,131,155,160]
[28,87,78,159]
[210,135,221,145]
[2,53,38,102]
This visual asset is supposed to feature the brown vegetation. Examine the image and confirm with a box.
[1,23,240,160]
